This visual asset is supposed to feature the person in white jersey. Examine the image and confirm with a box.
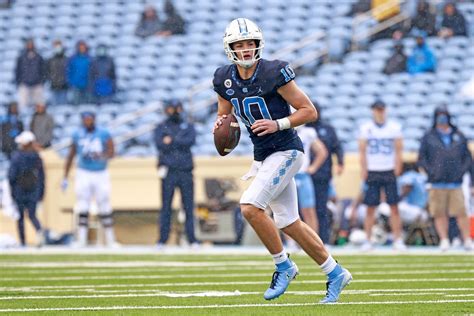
[62,112,118,247]
[358,101,405,251]
[294,124,328,233]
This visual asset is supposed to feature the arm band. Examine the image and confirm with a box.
[276,117,291,130]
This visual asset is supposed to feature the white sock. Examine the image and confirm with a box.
[272,250,288,265]
[78,226,88,245]
[320,255,337,275]
[105,227,116,245]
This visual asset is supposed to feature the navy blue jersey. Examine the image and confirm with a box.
[213,59,303,161]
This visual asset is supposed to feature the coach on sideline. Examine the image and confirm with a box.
[154,100,198,248]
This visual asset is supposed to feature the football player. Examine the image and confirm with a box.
[358,101,406,251]
[62,112,118,248]
[213,18,351,303]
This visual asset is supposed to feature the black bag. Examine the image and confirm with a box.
[17,167,39,192]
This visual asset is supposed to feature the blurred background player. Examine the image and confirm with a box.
[418,106,472,251]
[294,124,327,234]
[397,162,428,226]
[213,18,351,303]
[154,100,198,248]
[62,112,117,247]
[358,100,405,251]
[1,102,23,160]
[307,102,344,245]
[8,131,45,247]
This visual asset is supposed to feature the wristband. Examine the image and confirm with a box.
[276,117,291,130]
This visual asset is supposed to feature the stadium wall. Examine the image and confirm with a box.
[2,146,472,245]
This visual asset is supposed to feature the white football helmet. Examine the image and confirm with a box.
[223,18,264,68]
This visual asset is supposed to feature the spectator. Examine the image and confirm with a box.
[397,162,429,225]
[154,100,198,248]
[383,42,407,74]
[30,103,54,148]
[67,40,92,105]
[1,102,24,159]
[407,33,436,74]
[15,38,46,112]
[159,0,186,36]
[62,112,118,248]
[135,5,162,38]
[439,2,467,38]
[307,103,344,245]
[89,44,116,104]
[358,101,405,251]
[47,40,68,106]
[407,0,436,37]
[418,106,472,251]
[8,131,45,247]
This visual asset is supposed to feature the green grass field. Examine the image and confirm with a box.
[0,252,473,315]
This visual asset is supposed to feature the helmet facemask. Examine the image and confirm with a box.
[227,40,263,68]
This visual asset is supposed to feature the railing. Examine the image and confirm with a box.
[351,0,410,49]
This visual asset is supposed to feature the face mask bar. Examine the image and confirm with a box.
[227,44,264,68]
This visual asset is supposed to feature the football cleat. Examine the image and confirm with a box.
[320,268,352,304]
[263,259,299,300]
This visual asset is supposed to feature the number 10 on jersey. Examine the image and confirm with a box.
[231,96,272,126]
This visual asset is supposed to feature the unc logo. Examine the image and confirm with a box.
[224,79,232,88]
[226,89,235,96]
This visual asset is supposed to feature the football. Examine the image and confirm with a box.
[214,114,241,156]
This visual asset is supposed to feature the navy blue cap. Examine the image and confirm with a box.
[164,99,182,109]
[371,100,386,109]
[81,111,96,119]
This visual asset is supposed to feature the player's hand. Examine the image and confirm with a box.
[61,178,68,192]
[251,119,278,136]
[361,168,368,181]
[163,136,172,145]
[336,165,344,176]
[212,115,227,134]
[307,166,318,175]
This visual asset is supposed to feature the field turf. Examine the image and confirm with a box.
[0,251,473,315]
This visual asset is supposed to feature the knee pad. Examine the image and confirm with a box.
[99,213,114,228]
[78,213,89,227]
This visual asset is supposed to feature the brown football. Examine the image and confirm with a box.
[214,114,241,156]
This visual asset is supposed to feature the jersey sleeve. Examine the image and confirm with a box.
[358,123,369,140]
[398,174,413,187]
[101,129,112,142]
[392,122,403,138]
[71,130,79,146]
[274,60,296,89]
[212,67,228,100]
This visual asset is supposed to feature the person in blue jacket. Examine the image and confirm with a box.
[8,131,45,247]
[407,33,436,74]
[67,40,92,105]
[154,100,198,248]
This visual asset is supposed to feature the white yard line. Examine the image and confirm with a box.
[2,288,474,300]
[1,264,473,275]
[1,300,474,313]
[1,278,474,292]
[2,269,473,281]
[1,261,473,269]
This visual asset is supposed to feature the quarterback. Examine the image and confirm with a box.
[213,18,352,303]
